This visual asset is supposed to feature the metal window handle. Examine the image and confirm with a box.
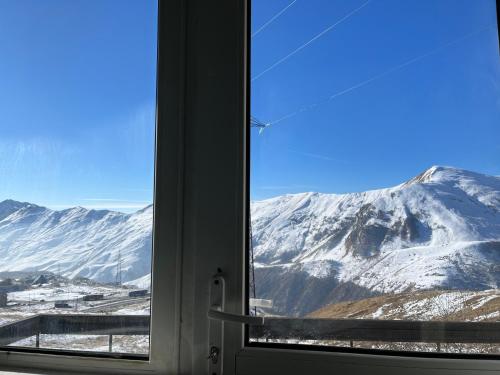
[208,272,266,375]
[207,273,265,326]
[207,305,264,326]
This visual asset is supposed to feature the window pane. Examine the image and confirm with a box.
[249,0,500,354]
[0,0,157,357]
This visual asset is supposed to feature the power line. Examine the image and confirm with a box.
[116,249,122,287]
[269,25,494,126]
[252,0,297,38]
[251,0,372,82]
[251,116,271,134]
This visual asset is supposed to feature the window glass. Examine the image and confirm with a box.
[0,0,157,357]
[250,0,500,354]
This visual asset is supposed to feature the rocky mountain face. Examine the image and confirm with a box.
[0,200,152,284]
[251,166,500,316]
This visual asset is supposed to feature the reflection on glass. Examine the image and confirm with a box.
[250,0,500,354]
[0,0,157,356]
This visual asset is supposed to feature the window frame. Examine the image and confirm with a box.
[234,0,500,374]
[0,0,185,373]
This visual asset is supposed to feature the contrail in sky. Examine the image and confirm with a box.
[252,0,298,38]
[251,0,372,82]
[269,25,494,126]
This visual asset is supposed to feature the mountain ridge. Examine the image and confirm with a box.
[0,200,153,283]
[0,165,498,317]
[251,166,500,315]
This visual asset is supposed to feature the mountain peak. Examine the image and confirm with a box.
[408,165,447,184]
[0,199,29,207]
[0,199,40,219]
[402,166,500,191]
[0,199,46,209]
[403,165,471,187]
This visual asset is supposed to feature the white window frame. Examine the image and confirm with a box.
[173,0,500,374]
[0,1,184,373]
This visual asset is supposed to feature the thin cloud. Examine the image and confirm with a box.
[121,188,153,193]
[289,149,350,164]
[47,202,151,213]
[81,204,151,210]
[82,198,151,203]
[49,198,152,211]
[257,184,316,190]
[0,138,79,195]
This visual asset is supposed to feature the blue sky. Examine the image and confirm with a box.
[251,0,500,200]
[0,0,157,212]
[0,1,499,210]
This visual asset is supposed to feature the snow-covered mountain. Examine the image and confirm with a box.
[252,166,500,316]
[1,166,498,315]
[0,200,153,283]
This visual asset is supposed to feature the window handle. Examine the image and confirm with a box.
[207,272,265,374]
[207,273,265,326]
[207,305,264,325]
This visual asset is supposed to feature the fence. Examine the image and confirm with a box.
[249,318,500,349]
[0,314,150,352]
[2,315,499,354]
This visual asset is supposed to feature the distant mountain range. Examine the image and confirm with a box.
[0,200,152,284]
[0,166,499,316]
[252,166,500,316]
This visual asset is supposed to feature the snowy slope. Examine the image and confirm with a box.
[0,166,499,313]
[0,201,153,283]
[251,166,500,315]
